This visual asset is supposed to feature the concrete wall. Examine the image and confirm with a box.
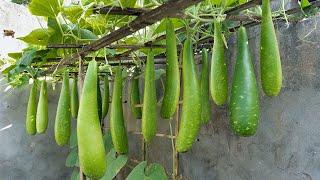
[0,83,71,180]
[123,12,320,180]
[1,0,320,180]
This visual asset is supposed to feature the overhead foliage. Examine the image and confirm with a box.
[2,0,318,88]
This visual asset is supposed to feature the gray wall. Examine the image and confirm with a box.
[122,14,320,180]
[0,83,71,180]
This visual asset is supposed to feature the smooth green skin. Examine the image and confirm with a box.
[200,49,211,123]
[130,77,142,119]
[110,67,129,154]
[230,27,260,136]
[160,19,180,119]
[97,77,102,121]
[36,80,48,134]
[101,75,110,120]
[260,0,282,96]
[176,39,201,153]
[26,82,37,135]
[142,51,157,143]
[54,71,71,146]
[77,60,107,179]
[71,78,79,119]
[210,21,228,105]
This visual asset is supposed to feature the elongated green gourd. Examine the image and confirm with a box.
[54,71,71,146]
[260,0,282,96]
[71,78,79,119]
[210,21,228,105]
[36,80,48,133]
[110,66,129,154]
[200,49,211,123]
[160,19,180,119]
[142,50,157,143]
[130,76,142,119]
[97,77,102,121]
[77,60,107,178]
[176,38,201,152]
[230,26,260,136]
[101,75,110,120]
[26,81,37,135]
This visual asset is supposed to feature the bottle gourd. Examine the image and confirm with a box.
[77,60,107,178]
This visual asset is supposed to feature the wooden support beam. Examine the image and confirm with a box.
[44,0,204,74]
[93,5,149,16]
[46,44,166,49]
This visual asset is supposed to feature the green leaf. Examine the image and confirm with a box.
[11,0,30,5]
[69,128,78,148]
[100,148,128,180]
[126,161,168,180]
[28,0,62,18]
[153,18,184,36]
[126,161,146,180]
[62,5,84,24]
[145,163,167,180]
[119,0,137,8]
[16,49,37,66]
[8,52,22,60]
[2,65,16,75]
[17,28,54,46]
[66,149,79,167]
[70,168,80,180]
[103,131,114,152]
[300,0,311,8]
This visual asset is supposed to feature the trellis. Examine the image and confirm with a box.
[31,0,320,179]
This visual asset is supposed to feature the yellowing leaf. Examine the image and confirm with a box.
[17,28,54,46]
[28,0,62,18]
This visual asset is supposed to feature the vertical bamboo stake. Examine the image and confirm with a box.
[78,55,85,180]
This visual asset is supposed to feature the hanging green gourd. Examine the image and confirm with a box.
[77,60,107,178]
[200,49,211,123]
[142,50,157,143]
[97,76,103,121]
[26,80,37,135]
[130,72,142,119]
[260,0,282,96]
[176,38,201,152]
[36,80,48,134]
[54,71,71,146]
[230,26,260,136]
[101,75,110,120]
[210,21,228,105]
[160,18,180,119]
[71,77,79,119]
[110,66,129,154]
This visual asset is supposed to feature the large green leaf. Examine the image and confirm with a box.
[119,0,137,8]
[11,0,30,5]
[300,0,311,8]
[16,49,37,66]
[1,65,16,75]
[103,131,114,152]
[28,0,62,18]
[70,168,80,180]
[69,128,78,148]
[17,28,54,46]
[65,149,79,167]
[7,52,22,60]
[153,18,184,36]
[100,148,128,180]
[126,161,168,180]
